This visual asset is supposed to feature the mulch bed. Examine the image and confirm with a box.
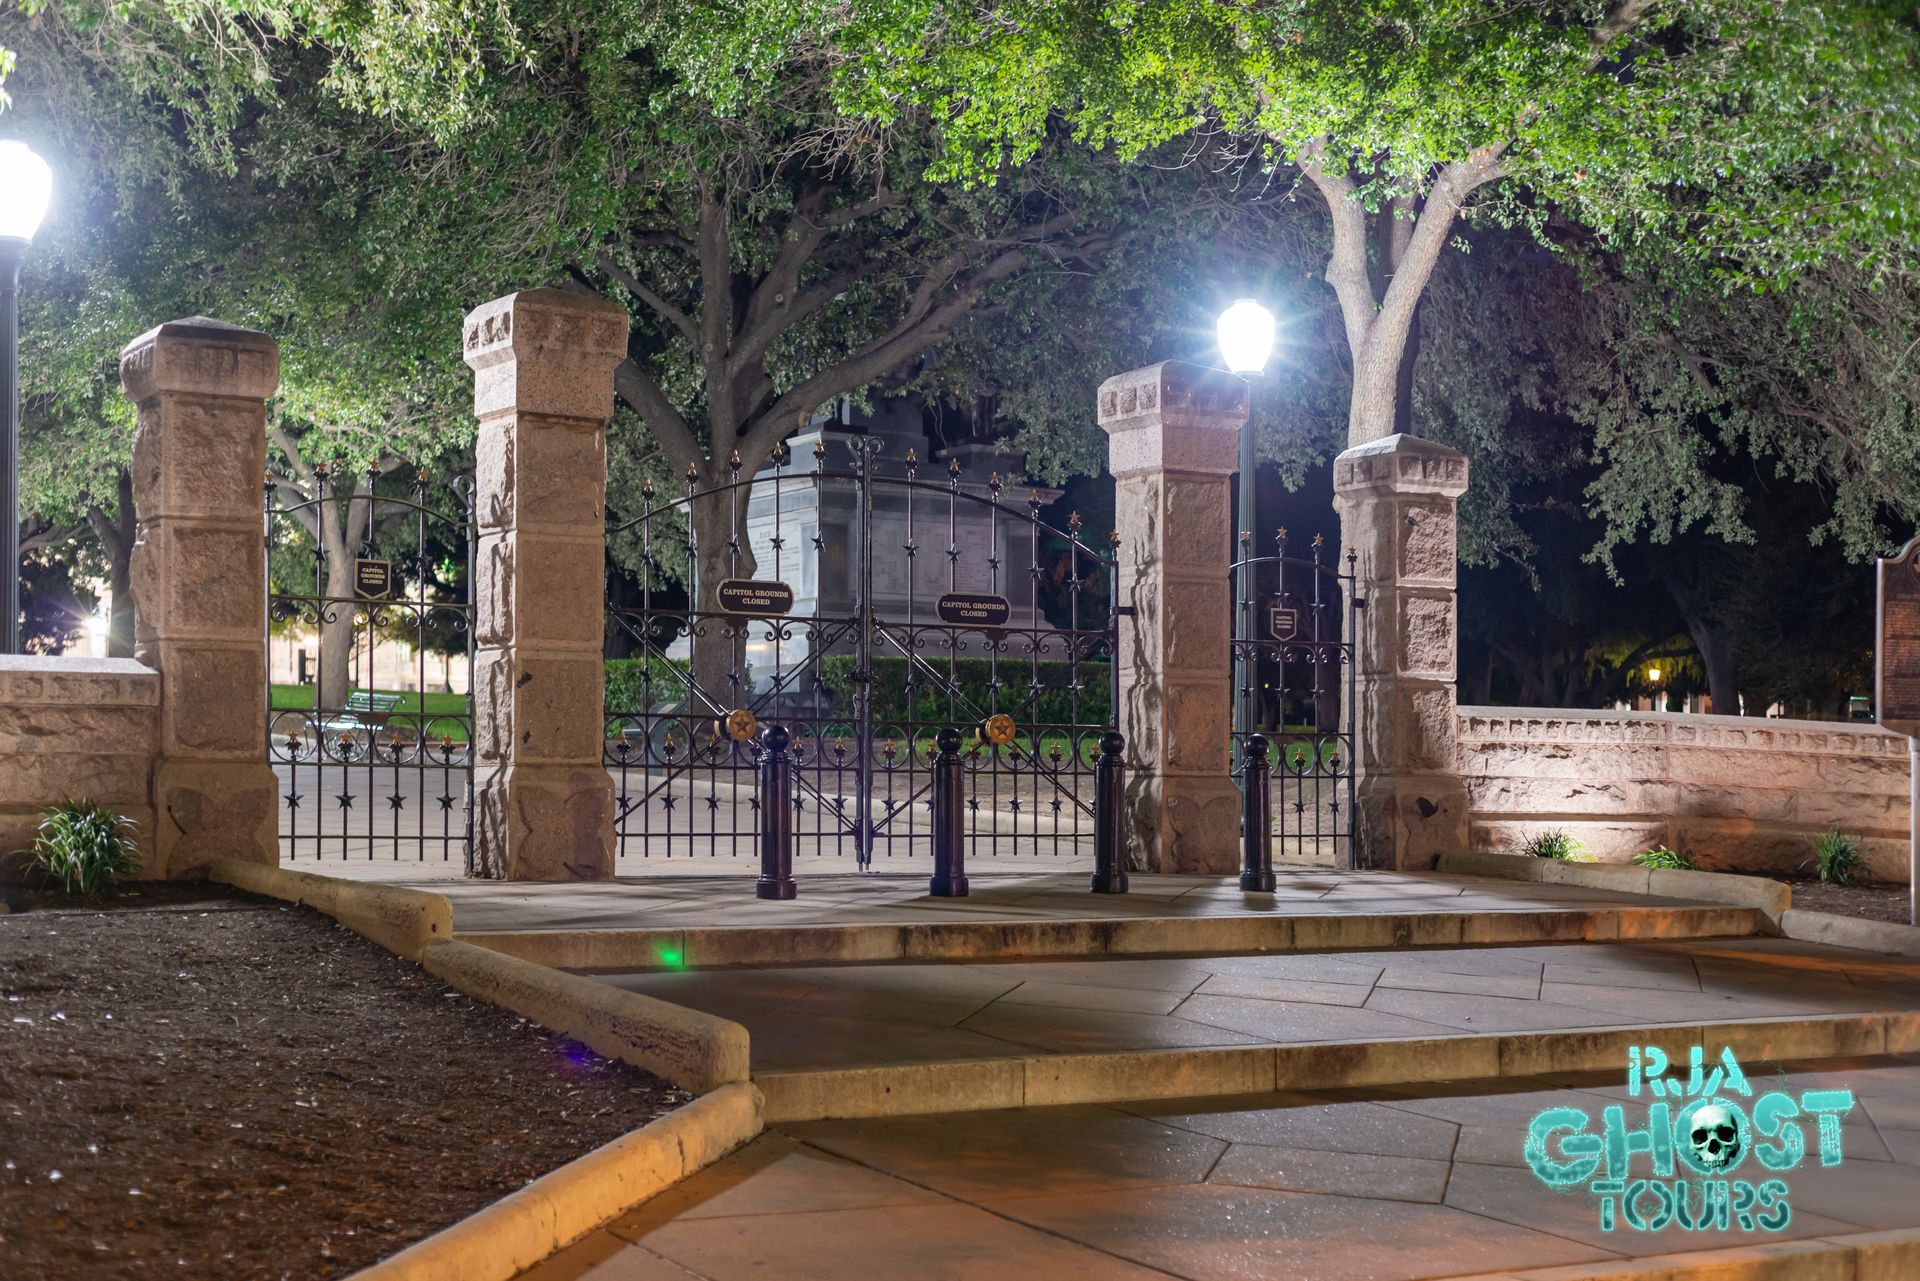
[0,893,691,1280]
[1779,877,1913,926]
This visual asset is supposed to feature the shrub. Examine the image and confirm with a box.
[1634,845,1696,871]
[1808,828,1864,886]
[819,654,1112,729]
[604,657,692,714]
[1522,830,1588,861]
[32,800,141,897]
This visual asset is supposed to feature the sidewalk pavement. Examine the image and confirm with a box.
[358,868,1711,933]
[593,936,1920,1074]
[518,1055,1920,1281]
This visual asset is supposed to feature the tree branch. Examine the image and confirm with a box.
[1295,137,1376,357]
[598,254,697,346]
[612,358,701,466]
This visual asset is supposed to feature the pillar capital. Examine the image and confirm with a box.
[119,317,279,404]
[462,287,630,421]
[1333,434,1469,501]
[1097,361,1248,478]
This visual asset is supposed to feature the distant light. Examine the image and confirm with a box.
[0,141,53,242]
[1217,298,1276,375]
[658,948,684,969]
[1648,667,1662,684]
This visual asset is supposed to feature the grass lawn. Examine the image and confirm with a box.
[270,684,470,716]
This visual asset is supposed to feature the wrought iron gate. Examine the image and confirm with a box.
[1230,530,1360,871]
[266,467,475,864]
[604,437,1118,869]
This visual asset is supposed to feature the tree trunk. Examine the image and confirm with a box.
[686,477,757,711]
[1694,624,1740,716]
[89,468,137,658]
[318,552,358,709]
[316,487,360,711]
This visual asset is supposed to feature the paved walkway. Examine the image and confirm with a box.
[520,1055,1920,1281]
[596,937,1920,1073]
[359,868,1706,933]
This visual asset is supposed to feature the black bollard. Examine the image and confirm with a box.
[1090,730,1128,894]
[929,726,969,897]
[756,724,797,900]
[1240,732,1275,892]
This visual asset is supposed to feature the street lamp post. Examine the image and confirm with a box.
[0,140,54,654]
[1218,299,1276,741]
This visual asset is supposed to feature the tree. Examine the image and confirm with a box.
[823,0,1920,452]
[3,5,478,696]
[223,1,1203,689]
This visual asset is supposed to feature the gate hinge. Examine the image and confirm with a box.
[1113,605,1137,618]
[1352,597,1367,609]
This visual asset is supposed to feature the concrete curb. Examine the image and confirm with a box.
[457,904,1764,973]
[205,859,452,959]
[1780,908,1920,957]
[1447,1223,1920,1280]
[349,1080,763,1281]
[756,1009,1920,1122]
[420,938,750,1093]
[1434,851,1792,921]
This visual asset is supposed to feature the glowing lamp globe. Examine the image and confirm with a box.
[0,141,53,243]
[1217,298,1276,376]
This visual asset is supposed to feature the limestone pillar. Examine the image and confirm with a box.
[1333,434,1472,870]
[1098,361,1247,873]
[120,318,279,877]
[464,288,628,880]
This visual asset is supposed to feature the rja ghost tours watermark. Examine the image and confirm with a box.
[1524,1045,1854,1233]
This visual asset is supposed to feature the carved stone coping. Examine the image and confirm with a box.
[0,655,160,707]
[463,287,631,421]
[120,317,280,403]
[1457,707,1909,759]
[1333,434,1469,500]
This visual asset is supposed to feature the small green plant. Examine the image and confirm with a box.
[32,800,141,898]
[1522,830,1588,861]
[1634,845,1696,871]
[1808,828,1864,886]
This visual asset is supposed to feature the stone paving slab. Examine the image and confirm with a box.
[518,1055,1920,1281]
[592,938,1920,1077]
[366,869,1712,934]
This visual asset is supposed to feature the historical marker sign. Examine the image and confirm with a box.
[354,558,394,601]
[1877,538,1920,737]
[936,591,1012,628]
[715,578,795,618]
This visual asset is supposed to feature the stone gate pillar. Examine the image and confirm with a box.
[1333,434,1471,870]
[464,288,629,880]
[120,317,280,877]
[1098,361,1247,873]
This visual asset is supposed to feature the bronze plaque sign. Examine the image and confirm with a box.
[936,592,1012,627]
[1876,538,1920,736]
[354,558,394,601]
[715,579,794,618]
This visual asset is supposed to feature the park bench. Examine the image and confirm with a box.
[320,691,405,760]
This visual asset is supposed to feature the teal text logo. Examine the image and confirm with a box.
[1524,1046,1853,1232]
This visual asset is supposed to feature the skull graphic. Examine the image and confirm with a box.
[1688,1103,1743,1171]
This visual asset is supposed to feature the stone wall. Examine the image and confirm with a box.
[0,656,160,881]
[1458,707,1912,884]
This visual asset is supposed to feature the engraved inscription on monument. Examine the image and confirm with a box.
[1875,538,1920,736]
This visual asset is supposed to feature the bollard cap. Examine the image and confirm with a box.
[1099,730,1126,757]
[761,724,792,754]
[935,726,964,755]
